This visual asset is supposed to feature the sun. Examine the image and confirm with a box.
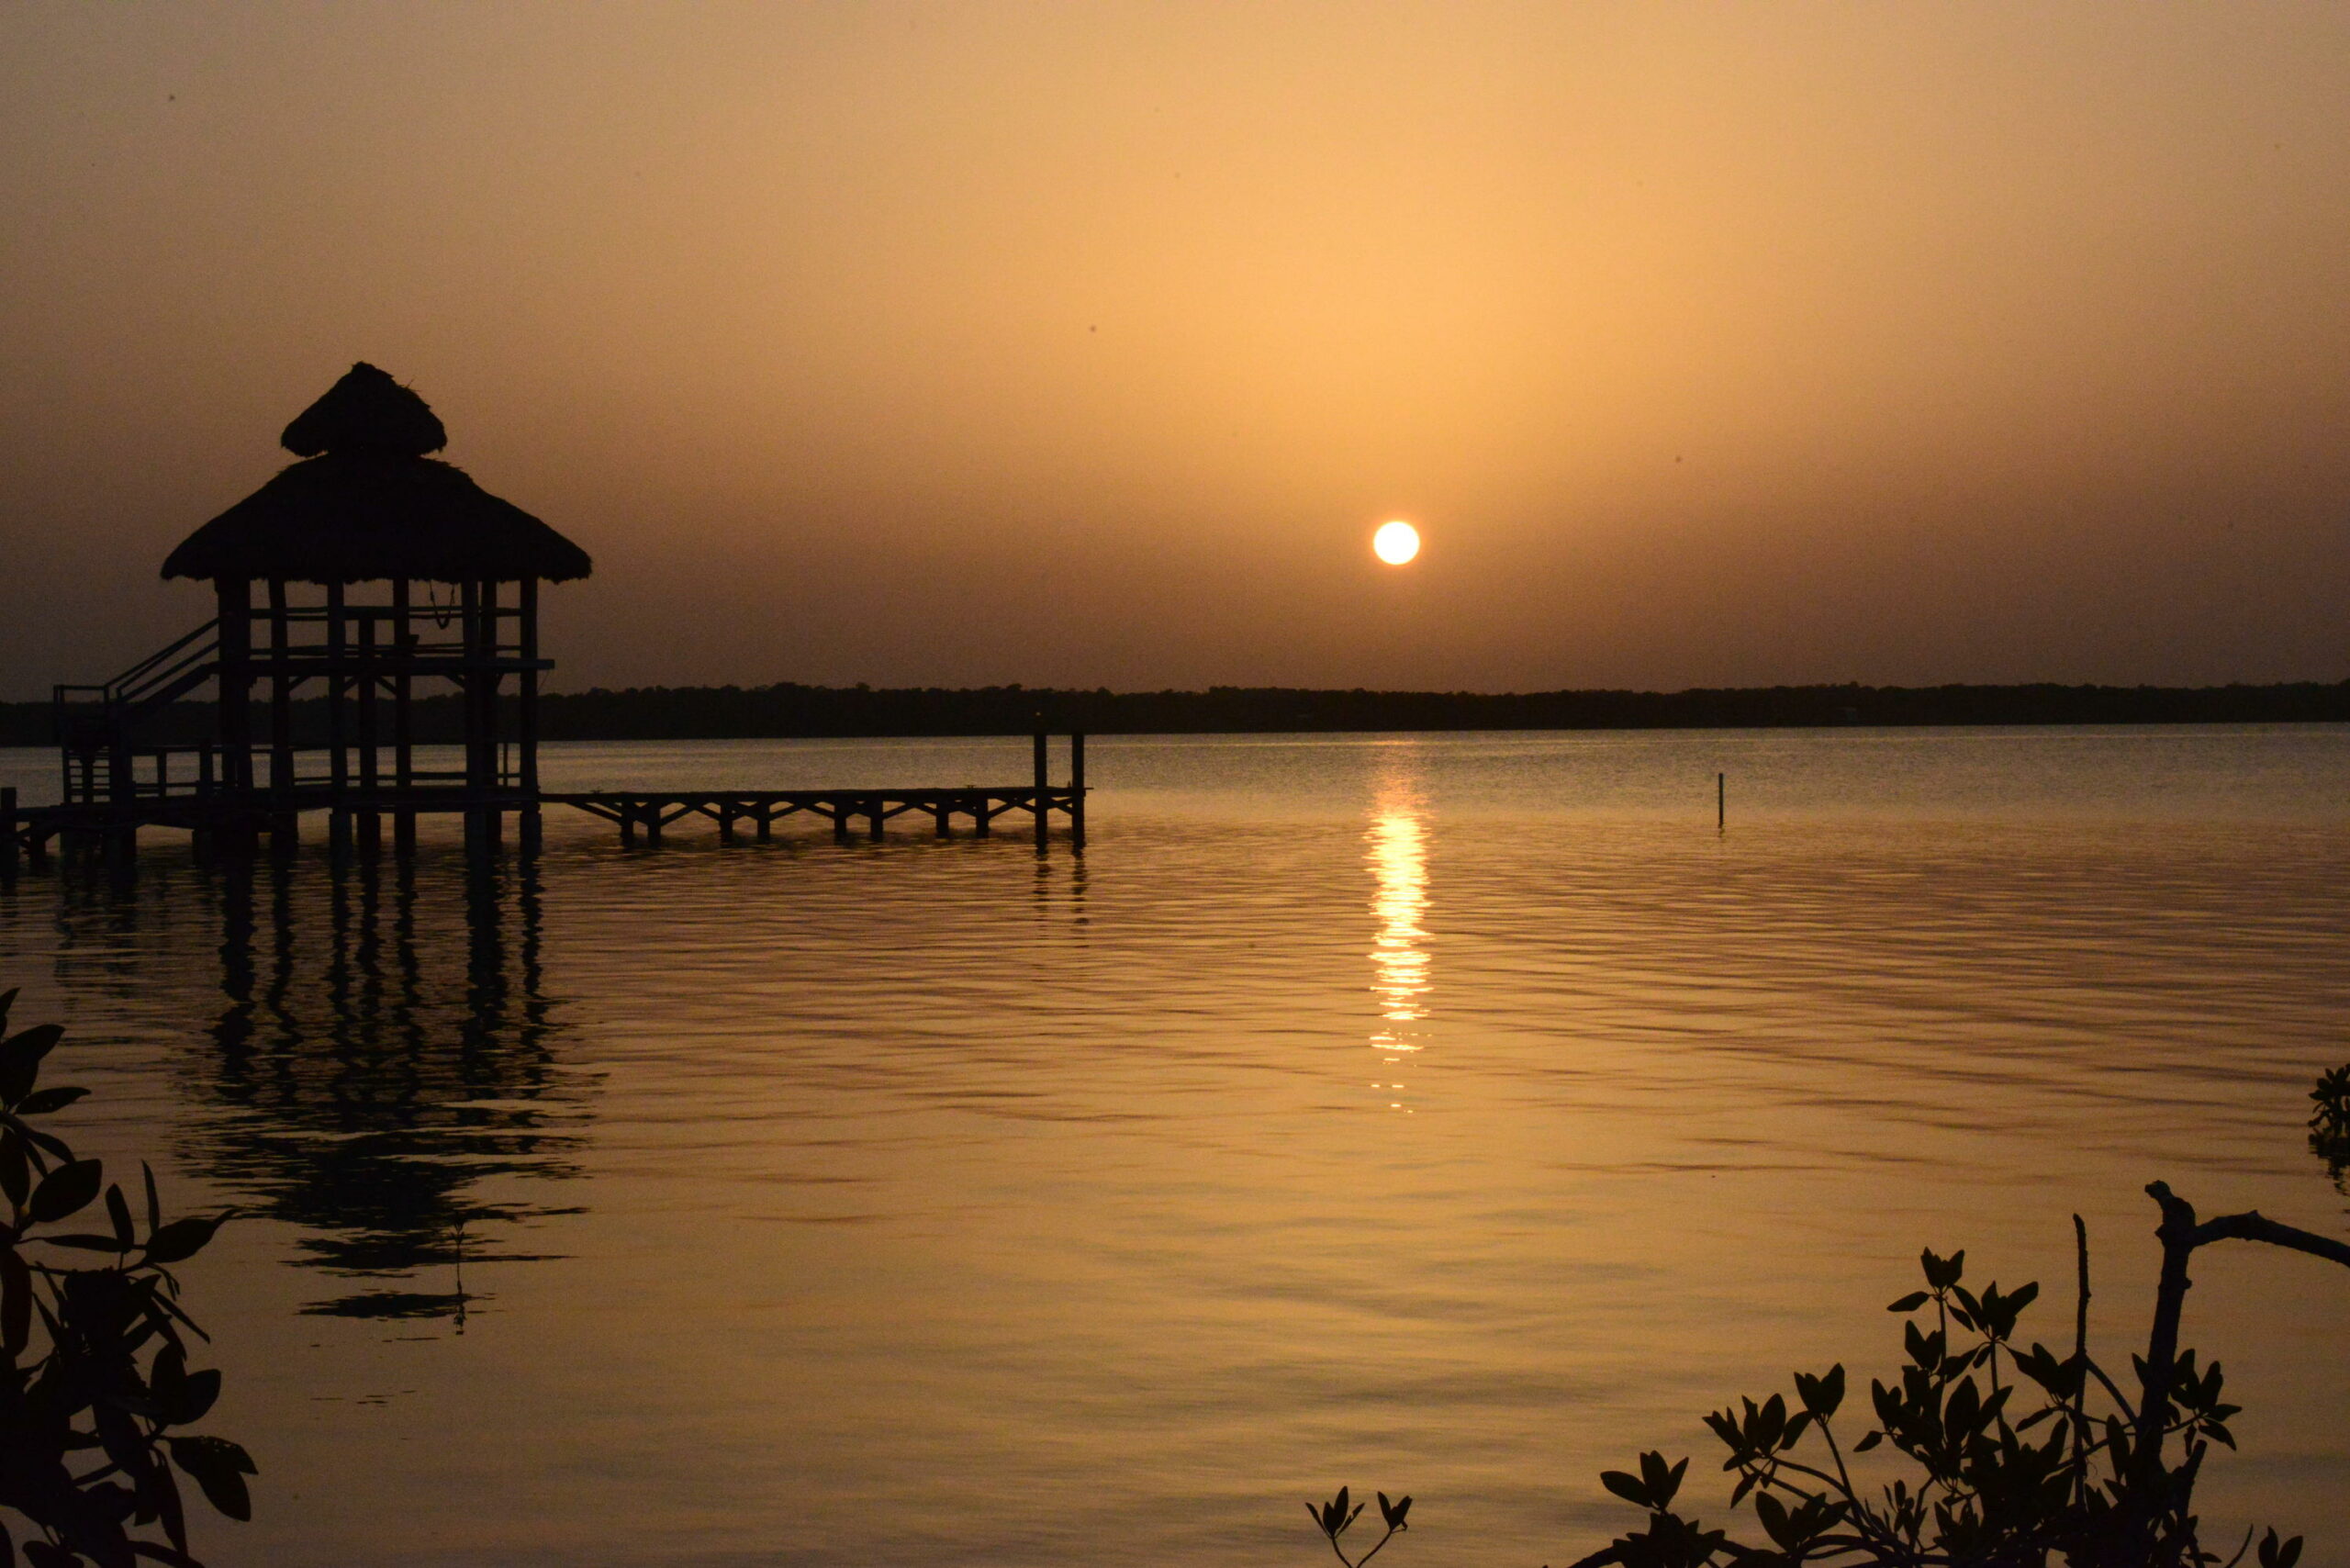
[1372,521,1420,566]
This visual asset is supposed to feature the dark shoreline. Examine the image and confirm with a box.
[8,678,2347,747]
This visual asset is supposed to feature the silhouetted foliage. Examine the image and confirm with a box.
[1306,1485,1411,1567]
[0,990,252,1567]
[10,678,2350,747]
[1313,1188,2350,1568]
[2309,1063,2350,1196]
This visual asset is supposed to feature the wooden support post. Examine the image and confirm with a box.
[216,578,254,793]
[1033,730,1049,846]
[1,788,17,880]
[755,810,772,843]
[519,577,541,802]
[621,808,639,848]
[934,803,950,838]
[833,805,850,844]
[975,797,991,837]
[462,579,490,850]
[357,600,378,803]
[267,579,293,799]
[461,579,482,790]
[519,804,542,857]
[1070,732,1086,850]
[103,820,135,875]
[392,578,414,797]
[719,806,737,845]
[326,582,348,799]
[867,798,885,842]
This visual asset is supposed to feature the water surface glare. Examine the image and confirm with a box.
[3,727,2346,1565]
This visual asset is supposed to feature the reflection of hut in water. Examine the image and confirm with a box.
[50,363,590,857]
[196,853,589,1321]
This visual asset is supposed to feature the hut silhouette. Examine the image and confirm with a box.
[6,364,1088,869]
[52,364,590,857]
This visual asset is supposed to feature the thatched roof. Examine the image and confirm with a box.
[280,362,446,456]
[162,364,591,584]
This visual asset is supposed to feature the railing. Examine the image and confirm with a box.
[50,610,532,809]
[56,745,523,808]
[52,619,220,750]
[57,618,218,708]
[58,745,220,808]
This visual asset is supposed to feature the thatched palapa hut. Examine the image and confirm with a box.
[60,363,591,854]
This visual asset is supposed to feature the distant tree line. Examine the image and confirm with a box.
[6,678,2346,747]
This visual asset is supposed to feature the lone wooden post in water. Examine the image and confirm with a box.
[1033,728,1049,846]
[1718,771,1725,831]
[1070,732,1087,850]
[1,788,17,879]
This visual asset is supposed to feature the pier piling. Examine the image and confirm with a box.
[1032,730,1049,846]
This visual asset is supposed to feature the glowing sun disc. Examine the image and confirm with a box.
[1373,521,1421,565]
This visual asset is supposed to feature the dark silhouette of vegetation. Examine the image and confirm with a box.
[2308,1064,2350,1196]
[0,991,252,1567]
[8,678,2349,747]
[1306,1486,1410,1567]
[1312,1188,2350,1568]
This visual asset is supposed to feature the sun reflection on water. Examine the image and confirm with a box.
[1366,768,1429,1088]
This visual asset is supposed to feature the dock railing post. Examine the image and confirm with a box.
[1032,728,1049,846]
[1069,732,1086,850]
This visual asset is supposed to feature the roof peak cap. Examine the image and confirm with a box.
[280,363,448,457]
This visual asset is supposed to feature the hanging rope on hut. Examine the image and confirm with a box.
[427,581,454,631]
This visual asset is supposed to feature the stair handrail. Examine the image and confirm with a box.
[51,618,220,745]
[102,618,218,705]
[113,639,218,711]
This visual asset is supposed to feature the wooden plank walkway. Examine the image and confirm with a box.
[1,733,1092,871]
[542,786,1085,846]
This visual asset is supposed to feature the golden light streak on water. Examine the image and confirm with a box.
[1367,762,1429,1090]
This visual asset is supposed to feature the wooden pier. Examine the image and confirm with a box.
[546,733,1088,848]
[2,732,1089,874]
[5,364,1094,880]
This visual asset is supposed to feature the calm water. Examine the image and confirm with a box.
[3,727,2346,1566]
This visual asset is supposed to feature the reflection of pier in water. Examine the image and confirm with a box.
[59,853,589,1324]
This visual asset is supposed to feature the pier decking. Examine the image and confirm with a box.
[544,732,1087,847]
[11,364,1095,879]
[544,784,1084,846]
[1,733,1089,872]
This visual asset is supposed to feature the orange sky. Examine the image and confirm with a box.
[4,3,2346,698]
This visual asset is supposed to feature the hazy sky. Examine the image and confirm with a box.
[5,3,2347,698]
